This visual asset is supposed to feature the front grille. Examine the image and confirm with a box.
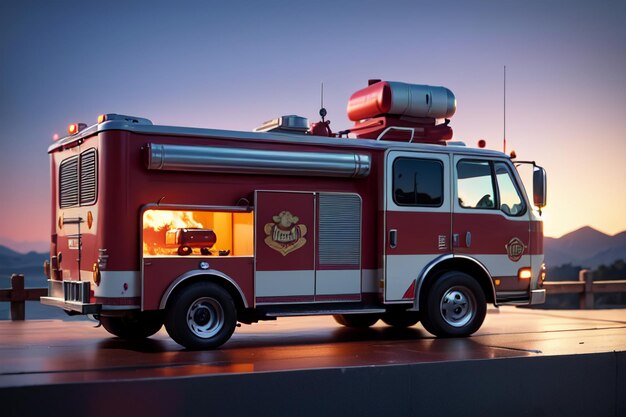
[59,157,79,208]
[63,281,91,303]
[58,148,98,208]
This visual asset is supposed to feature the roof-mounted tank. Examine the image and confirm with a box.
[347,80,456,144]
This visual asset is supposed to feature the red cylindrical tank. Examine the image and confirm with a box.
[347,81,456,121]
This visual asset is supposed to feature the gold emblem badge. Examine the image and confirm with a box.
[506,237,526,262]
[264,211,307,256]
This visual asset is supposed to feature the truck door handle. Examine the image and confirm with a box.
[389,229,398,249]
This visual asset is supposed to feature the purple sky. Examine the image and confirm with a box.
[1,0,625,252]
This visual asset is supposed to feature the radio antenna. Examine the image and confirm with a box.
[319,82,327,122]
[503,65,506,154]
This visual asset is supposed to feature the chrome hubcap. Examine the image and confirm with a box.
[440,286,475,328]
[186,297,224,338]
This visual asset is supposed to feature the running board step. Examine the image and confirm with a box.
[261,303,386,318]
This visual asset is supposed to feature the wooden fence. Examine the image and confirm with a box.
[0,274,48,320]
[1,270,626,320]
[542,269,626,309]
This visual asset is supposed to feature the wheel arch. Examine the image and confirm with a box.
[159,269,248,313]
[414,255,496,310]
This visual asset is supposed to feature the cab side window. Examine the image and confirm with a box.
[393,158,443,207]
[457,160,495,209]
[494,162,526,216]
[457,159,526,216]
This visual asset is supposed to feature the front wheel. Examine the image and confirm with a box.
[164,282,236,350]
[100,311,164,340]
[420,271,486,337]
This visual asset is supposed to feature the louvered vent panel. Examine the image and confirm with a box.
[318,194,361,266]
[59,157,79,208]
[79,150,97,205]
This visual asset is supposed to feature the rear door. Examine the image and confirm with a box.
[384,151,451,303]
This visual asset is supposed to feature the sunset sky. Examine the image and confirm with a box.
[1,0,625,252]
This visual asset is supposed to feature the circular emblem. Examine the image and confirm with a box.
[505,237,526,262]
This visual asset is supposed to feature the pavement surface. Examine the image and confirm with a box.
[1,307,625,388]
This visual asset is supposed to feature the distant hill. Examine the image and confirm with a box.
[545,227,626,268]
[0,238,48,254]
[0,245,48,270]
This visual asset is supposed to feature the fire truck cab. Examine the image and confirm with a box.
[42,80,547,349]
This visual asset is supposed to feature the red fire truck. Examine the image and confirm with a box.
[41,80,547,349]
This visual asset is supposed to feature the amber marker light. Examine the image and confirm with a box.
[43,260,51,279]
[97,114,107,124]
[518,268,532,280]
[92,262,101,286]
[68,123,87,135]
[87,211,93,229]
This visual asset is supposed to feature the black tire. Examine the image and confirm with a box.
[164,281,236,350]
[100,311,164,340]
[382,311,420,327]
[420,271,486,337]
[200,247,211,255]
[333,313,380,328]
[178,246,192,256]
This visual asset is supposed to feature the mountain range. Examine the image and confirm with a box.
[544,226,626,269]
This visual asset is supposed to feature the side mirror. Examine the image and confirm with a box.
[533,166,547,208]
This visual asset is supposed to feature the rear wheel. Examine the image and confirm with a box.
[164,282,236,350]
[333,313,380,328]
[382,311,420,327]
[100,311,164,340]
[421,271,486,337]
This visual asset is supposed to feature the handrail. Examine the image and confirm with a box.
[376,126,416,142]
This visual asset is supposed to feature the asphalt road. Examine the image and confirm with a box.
[1,307,625,388]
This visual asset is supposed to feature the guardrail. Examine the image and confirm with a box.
[0,274,47,320]
[542,269,626,309]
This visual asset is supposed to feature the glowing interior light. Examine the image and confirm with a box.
[142,209,253,257]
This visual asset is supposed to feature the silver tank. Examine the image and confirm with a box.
[386,82,456,119]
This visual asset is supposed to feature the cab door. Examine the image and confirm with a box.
[384,151,451,303]
[452,156,531,301]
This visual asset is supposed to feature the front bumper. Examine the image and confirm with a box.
[529,289,546,305]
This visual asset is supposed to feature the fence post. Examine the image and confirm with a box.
[578,269,594,309]
[10,274,26,320]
